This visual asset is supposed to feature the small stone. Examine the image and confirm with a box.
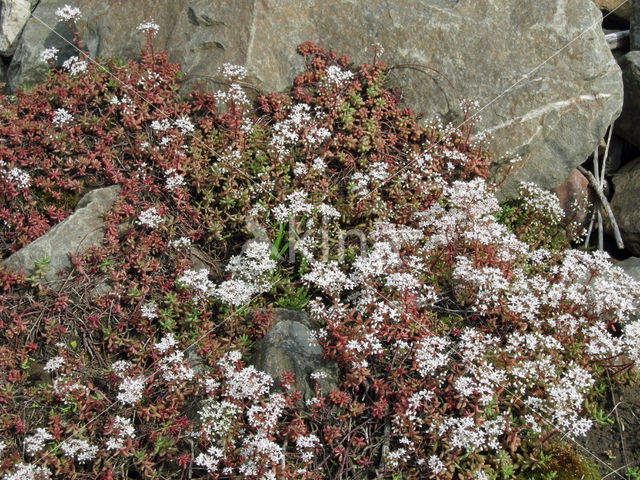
[251,309,338,401]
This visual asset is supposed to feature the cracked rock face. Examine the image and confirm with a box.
[6,0,622,199]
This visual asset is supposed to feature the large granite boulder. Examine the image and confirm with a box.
[1,185,120,284]
[252,308,338,401]
[0,0,35,56]
[617,51,640,149]
[6,0,622,200]
[609,157,640,255]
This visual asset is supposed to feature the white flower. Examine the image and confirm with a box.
[39,47,59,63]
[43,356,65,373]
[322,65,354,89]
[164,169,185,192]
[55,5,81,22]
[62,56,88,75]
[178,268,214,298]
[52,108,72,128]
[111,360,133,377]
[24,428,53,456]
[151,119,172,132]
[296,434,320,462]
[106,416,135,451]
[195,446,224,473]
[4,168,31,189]
[137,207,163,229]
[116,376,146,405]
[311,156,327,172]
[140,302,158,319]
[221,63,247,81]
[174,116,195,135]
[169,236,191,250]
[136,21,159,36]
[153,333,178,354]
[158,351,194,382]
[60,439,98,464]
[2,463,52,480]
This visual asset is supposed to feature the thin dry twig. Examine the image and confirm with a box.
[577,165,624,250]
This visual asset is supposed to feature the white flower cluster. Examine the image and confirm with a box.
[349,162,389,197]
[214,83,250,107]
[296,434,320,462]
[39,47,59,63]
[111,360,133,376]
[153,334,194,382]
[270,103,328,156]
[52,108,72,128]
[246,393,286,430]
[239,432,284,477]
[137,206,163,229]
[195,445,225,473]
[221,63,248,81]
[62,56,88,75]
[164,168,185,192]
[116,375,146,405]
[140,301,158,319]
[519,181,564,224]
[106,415,136,450]
[322,65,354,89]
[2,166,31,190]
[177,268,215,299]
[213,241,276,306]
[199,399,241,440]
[136,20,159,36]
[195,351,285,476]
[174,116,195,135]
[110,94,135,115]
[303,260,354,296]
[169,236,191,250]
[43,356,65,373]
[60,438,98,464]
[23,428,52,456]
[2,463,51,480]
[55,5,81,22]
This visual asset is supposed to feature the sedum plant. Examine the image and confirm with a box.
[0,6,638,480]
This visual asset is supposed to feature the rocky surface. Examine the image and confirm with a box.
[551,167,592,230]
[616,255,640,283]
[593,0,633,20]
[616,51,640,148]
[632,0,640,50]
[1,0,622,200]
[0,0,34,56]
[609,157,640,255]
[252,309,338,401]
[1,185,121,285]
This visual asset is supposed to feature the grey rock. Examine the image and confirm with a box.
[616,51,640,148]
[616,256,640,281]
[252,309,338,401]
[1,185,121,285]
[6,0,77,92]
[0,0,32,56]
[592,0,633,20]
[0,56,8,84]
[6,0,621,199]
[631,0,640,50]
[609,157,640,255]
[614,256,640,322]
